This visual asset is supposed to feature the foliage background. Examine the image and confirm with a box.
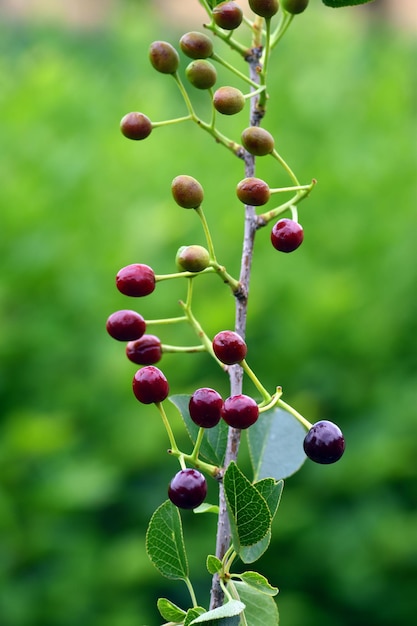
[0,1,416,625]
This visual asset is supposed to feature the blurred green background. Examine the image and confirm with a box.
[1,1,416,625]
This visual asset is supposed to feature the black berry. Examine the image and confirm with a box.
[149,41,179,74]
[168,469,207,510]
[186,60,217,90]
[213,87,245,115]
[176,245,210,272]
[132,366,169,404]
[120,112,152,140]
[303,420,345,464]
[281,0,309,14]
[179,31,213,59]
[116,264,156,297]
[106,310,146,341]
[189,388,224,428]
[171,175,204,208]
[212,330,247,365]
[249,0,279,19]
[241,126,274,156]
[126,335,162,365]
[271,218,304,253]
[236,177,270,206]
[221,394,259,429]
[213,2,243,30]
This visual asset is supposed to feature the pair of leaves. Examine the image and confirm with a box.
[158,596,244,625]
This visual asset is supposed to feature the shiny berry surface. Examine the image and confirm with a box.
[106,310,146,341]
[303,420,345,464]
[171,175,204,208]
[176,245,210,273]
[236,177,270,206]
[271,218,304,253]
[126,335,162,365]
[168,469,207,510]
[189,388,224,428]
[149,41,179,74]
[116,264,155,297]
[120,112,152,140]
[132,366,169,404]
[213,87,245,115]
[179,31,213,59]
[186,60,217,90]
[213,2,243,30]
[249,0,279,18]
[241,126,274,156]
[221,394,259,429]
[212,330,247,365]
[281,0,309,14]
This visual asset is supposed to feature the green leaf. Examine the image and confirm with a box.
[170,395,228,466]
[146,500,188,580]
[207,554,223,575]
[223,462,272,551]
[238,571,278,596]
[194,502,220,515]
[253,477,284,520]
[190,600,245,623]
[233,581,279,626]
[184,607,207,626]
[157,597,187,622]
[238,531,271,564]
[322,0,375,6]
[247,407,306,481]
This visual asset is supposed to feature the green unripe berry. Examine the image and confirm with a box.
[179,31,213,59]
[176,245,211,272]
[281,0,309,14]
[236,177,270,206]
[248,0,279,18]
[213,2,243,30]
[171,175,204,208]
[149,41,179,74]
[241,126,274,156]
[120,112,152,140]
[213,86,245,115]
[186,60,217,90]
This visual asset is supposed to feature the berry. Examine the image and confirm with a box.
[176,245,210,273]
[212,330,247,365]
[281,0,309,14]
[236,177,270,206]
[179,31,213,59]
[241,126,274,156]
[168,469,207,510]
[132,366,169,404]
[221,394,259,429]
[303,420,345,464]
[106,310,146,341]
[213,86,245,115]
[116,264,156,297]
[120,112,152,140]
[126,335,162,365]
[249,0,279,19]
[189,388,224,428]
[213,2,243,30]
[171,175,204,208]
[149,41,179,74]
[271,218,304,253]
[186,60,217,90]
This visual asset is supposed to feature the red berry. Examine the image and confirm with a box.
[132,366,169,404]
[120,112,152,140]
[271,218,304,253]
[106,310,146,341]
[189,388,224,428]
[116,264,155,297]
[126,335,162,365]
[212,330,247,365]
[213,2,243,30]
[236,177,270,206]
[168,469,207,510]
[221,394,259,429]
[303,420,345,464]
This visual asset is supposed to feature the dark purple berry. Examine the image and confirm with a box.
[213,2,243,30]
[221,394,259,429]
[116,264,155,297]
[120,112,152,140]
[168,469,207,510]
[303,420,345,464]
[149,41,179,74]
[106,310,146,341]
[212,330,247,365]
[179,32,213,59]
[236,177,270,206]
[189,388,224,428]
[213,87,245,115]
[176,245,210,272]
[132,366,169,404]
[271,218,304,253]
[171,175,204,208]
[241,126,274,156]
[249,0,279,18]
[126,335,162,365]
[186,60,217,90]
[281,0,309,15]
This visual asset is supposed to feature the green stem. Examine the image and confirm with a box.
[268,12,294,51]
[151,114,193,128]
[211,52,260,88]
[184,576,198,608]
[161,344,207,353]
[155,402,180,453]
[145,316,188,326]
[190,427,205,463]
[243,84,266,101]
[271,148,300,186]
[258,386,283,413]
[179,299,226,369]
[155,267,216,282]
[258,18,272,109]
[209,260,241,294]
[277,399,313,430]
[240,359,271,403]
[195,206,217,261]
[257,180,316,226]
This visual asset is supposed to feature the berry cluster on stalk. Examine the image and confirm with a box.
[106,1,350,623]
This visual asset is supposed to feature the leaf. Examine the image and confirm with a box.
[238,531,271,564]
[190,600,245,623]
[194,503,220,515]
[207,554,223,575]
[170,395,228,466]
[247,407,306,481]
[184,607,207,626]
[157,597,186,622]
[223,462,271,551]
[238,571,278,596]
[146,500,188,580]
[233,581,279,626]
[322,0,375,6]
[253,477,284,520]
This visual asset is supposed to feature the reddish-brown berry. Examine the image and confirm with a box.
[176,245,210,273]
[213,86,245,115]
[189,388,224,428]
[236,177,270,206]
[249,0,279,18]
[179,31,213,59]
[116,264,156,297]
[186,60,217,90]
[212,330,247,365]
[149,41,179,74]
[213,2,243,30]
[221,394,259,429]
[171,175,204,208]
[126,335,162,365]
[106,310,146,341]
[168,469,207,509]
[241,126,274,156]
[271,218,304,252]
[303,420,345,464]
[132,366,169,404]
[281,0,309,15]
[120,112,152,140]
